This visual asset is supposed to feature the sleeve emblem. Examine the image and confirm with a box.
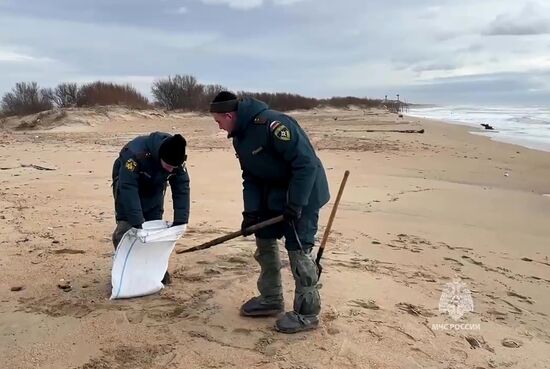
[274,125,291,141]
[125,158,137,172]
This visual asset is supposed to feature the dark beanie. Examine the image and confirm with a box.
[159,134,187,166]
[209,91,239,113]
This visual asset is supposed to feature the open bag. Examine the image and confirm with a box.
[110,220,186,299]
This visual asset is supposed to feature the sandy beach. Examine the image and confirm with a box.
[1,107,549,369]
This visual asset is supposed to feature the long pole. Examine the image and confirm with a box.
[316,170,350,277]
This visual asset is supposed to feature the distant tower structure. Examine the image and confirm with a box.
[396,94,402,113]
[384,95,387,103]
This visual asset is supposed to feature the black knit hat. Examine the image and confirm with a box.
[209,91,239,113]
[159,134,187,166]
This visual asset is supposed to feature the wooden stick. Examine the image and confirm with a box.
[316,170,350,276]
[176,215,284,254]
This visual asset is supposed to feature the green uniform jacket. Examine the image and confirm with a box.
[112,132,190,226]
[231,97,330,214]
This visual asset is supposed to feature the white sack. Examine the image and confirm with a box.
[110,220,186,299]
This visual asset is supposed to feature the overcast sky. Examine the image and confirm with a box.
[1,0,549,105]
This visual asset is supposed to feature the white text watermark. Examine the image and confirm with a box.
[431,323,481,331]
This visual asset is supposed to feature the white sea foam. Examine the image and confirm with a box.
[408,105,550,152]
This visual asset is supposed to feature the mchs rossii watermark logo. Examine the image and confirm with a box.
[432,278,480,331]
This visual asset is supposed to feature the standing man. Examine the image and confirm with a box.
[111,132,190,284]
[209,91,330,333]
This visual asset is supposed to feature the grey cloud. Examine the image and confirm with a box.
[412,62,459,73]
[198,0,308,10]
[400,70,550,104]
[484,3,550,35]
[485,20,550,35]
[433,30,464,42]
[0,0,548,105]
[199,0,263,10]
[461,43,484,53]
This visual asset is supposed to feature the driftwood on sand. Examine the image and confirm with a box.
[337,128,425,134]
[0,163,57,171]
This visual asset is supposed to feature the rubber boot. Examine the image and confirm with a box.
[240,238,284,317]
[161,271,171,285]
[275,249,320,333]
[112,221,132,250]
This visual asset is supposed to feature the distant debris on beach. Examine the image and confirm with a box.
[481,123,495,130]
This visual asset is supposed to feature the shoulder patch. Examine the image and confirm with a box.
[125,158,138,172]
[273,124,291,141]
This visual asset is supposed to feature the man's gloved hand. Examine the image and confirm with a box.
[283,204,302,222]
[172,221,185,227]
[241,211,260,236]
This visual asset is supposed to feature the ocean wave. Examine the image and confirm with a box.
[408,105,550,152]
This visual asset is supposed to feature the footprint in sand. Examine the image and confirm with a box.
[506,291,534,305]
[78,344,175,369]
[19,297,93,319]
[443,257,464,271]
[465,336,495,353]
[395,302,435,317]
[348,299,380,310]
[450,348,468,360]
[502,338,523,348]
[487,308,508,321]
[443,257,464,266]
[461,255,484,266]
[124,310,145,324]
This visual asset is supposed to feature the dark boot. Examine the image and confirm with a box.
[240,296,284,317]
[112,221,132,250]
[240,238,284,317]
[275,249,321,333]
[275,311,319,333]
[161,271,171,285]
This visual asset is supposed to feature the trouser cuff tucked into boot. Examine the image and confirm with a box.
[275,249,321,333]
[241,238,284,317]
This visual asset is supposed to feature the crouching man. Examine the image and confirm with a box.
[111,132,190,284]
